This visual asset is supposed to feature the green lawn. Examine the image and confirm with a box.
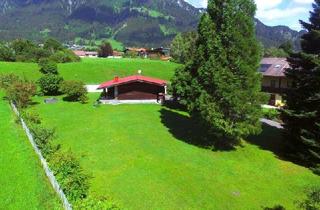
[0,94,61,210]
[0,58,179,84]
[27,94,320,210]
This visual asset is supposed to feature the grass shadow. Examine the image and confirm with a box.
[159,108,235,151]
[163,100,187,112]
[247,124,285,155]
[29,101,40,106]
[247,123,311,168]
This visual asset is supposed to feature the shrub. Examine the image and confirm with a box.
[21,110,41,125]
[311,165,320,175]
[74,196,120,210]
[50,49,80,63]
[298,187,320,210]
[60,80,88,103]
[29,125,58,157]
[15,54,33,62]
[123,51,138,58]
[0,74,20,89]
[0,43,15,62]
[5,79,36,108]
[38,58,59,75]
[44,38,64,53]
[38,74,63,95]
[262,108,280,121]
[49,150,90,202]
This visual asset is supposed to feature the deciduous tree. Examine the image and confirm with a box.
[98,41,113,58]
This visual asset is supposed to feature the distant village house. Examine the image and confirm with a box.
[124,47,171,60]
[73,50,98,58]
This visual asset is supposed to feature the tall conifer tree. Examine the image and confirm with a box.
[171,0,265,145]
[282,0,320,169]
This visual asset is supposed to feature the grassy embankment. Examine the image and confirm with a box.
[2,58,319,209]
[25,93,320,210]
[0,93,61,210]
[0,58,179,84]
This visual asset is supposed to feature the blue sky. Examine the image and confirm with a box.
[185,0,313,30]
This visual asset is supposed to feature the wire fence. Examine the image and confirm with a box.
[11,103,72,210]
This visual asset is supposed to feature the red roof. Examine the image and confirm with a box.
[73,50,98,56]
[98,75,167,89]
[73,50,86,56]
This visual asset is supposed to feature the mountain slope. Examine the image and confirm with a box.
[255,19,304,50]
[0,0,201,47]
[0,0,303,49]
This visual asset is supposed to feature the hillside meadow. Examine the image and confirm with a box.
[0,93,61,210]
[0,58,180,84]
[24,93,320,210]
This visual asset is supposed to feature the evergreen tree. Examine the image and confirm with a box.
[282,0,320,170]
[171,0,265,145]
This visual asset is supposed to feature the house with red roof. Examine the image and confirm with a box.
[73,50,98,58]
[97,74,167,104]
[259,58,292,106]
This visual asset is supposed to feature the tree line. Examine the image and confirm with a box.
[0,38,79,63]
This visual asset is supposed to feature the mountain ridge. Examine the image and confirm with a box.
[0,0,303,49]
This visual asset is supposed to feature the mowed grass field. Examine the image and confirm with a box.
[27,94,320,210]
[0,58,180,84]
[0,94,61,210]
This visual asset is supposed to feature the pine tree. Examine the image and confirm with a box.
[282,0,320,169]
[171,0,265,146]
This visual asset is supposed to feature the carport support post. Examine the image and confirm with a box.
[103,88,107,98]
[115,86,119,100]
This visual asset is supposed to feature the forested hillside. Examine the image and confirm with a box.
[0,0,304,48]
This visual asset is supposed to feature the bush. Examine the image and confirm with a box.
[49,150,90,202]
[298,187,320,210]
[60,80,88,103]
[38,58,58,74]
[311,165,320,175]
[29,125,58,157]
[21,110,41,124]
[5,79,36,108]
[50,49,80,63]
[123,51,138,58]
[38,74,63,95]
[262,108,280,121]
[74,196,120,210]
[0,43,15,62]
[0,74,20,89]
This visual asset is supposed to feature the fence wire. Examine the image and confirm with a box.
[11,103,72,210]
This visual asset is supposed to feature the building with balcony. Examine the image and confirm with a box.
[259,58,292,107]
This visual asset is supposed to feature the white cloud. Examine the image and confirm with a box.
[186,0,207,8]
[293,0,313,4]
[255,0,282,10]
[185,0,311,30]
[256,7,306,21]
